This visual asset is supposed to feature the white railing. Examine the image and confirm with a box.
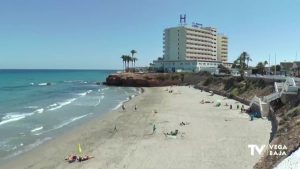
[262,92,280,103]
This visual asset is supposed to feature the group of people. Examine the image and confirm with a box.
[200,99,248,112]
[121,104,138,111]
[65,154,94,163]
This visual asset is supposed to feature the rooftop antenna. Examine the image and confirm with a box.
[180,14,186,25]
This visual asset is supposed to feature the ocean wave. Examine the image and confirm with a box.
[31,126,43,133]
[38,83,47,86]
[53,114,89,130]
[0,113,34,126]
[33,108,44,114]
[78,90,93,96]
[25,106,39,109]
[34,114,89,136]
[112,98,130,110]
[47,98,77,111]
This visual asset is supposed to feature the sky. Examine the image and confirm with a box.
[0,0,300,69]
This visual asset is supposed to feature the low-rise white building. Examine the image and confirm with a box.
[152,59,221,73]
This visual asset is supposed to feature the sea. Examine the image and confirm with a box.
[0,69,139,161]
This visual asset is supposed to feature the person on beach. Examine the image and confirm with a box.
[200,99,205,104]
[230,105,232,109]
[134,105,137,111]
[78,155,94,162]
[241,105,245,113]
[152,124,156,134]
[237,104,240,109]
[65,154,77,163]
[122,104,126,111]
[114,125,117,132]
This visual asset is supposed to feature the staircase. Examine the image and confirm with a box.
[249,77,298,117]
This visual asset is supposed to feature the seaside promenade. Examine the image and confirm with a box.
[2,86,271,169]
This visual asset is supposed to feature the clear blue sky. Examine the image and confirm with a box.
[0,0,299,69]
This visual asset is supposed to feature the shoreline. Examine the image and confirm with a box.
[1,86,143,167]
[2,86,271,169]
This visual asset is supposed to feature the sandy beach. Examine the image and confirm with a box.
[2,86,271,169]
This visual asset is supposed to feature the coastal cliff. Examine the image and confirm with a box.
[104,72,209,87]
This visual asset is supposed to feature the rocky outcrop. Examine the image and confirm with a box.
[104,72,209,87]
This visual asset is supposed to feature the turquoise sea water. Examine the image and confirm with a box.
[0,70,139,161]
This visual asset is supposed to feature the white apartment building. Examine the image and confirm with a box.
[163,26,218,61]
[152,23,229,73]
[217,34,228,63]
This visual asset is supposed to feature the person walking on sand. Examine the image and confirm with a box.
[114,125,117,132]
[134,105,137,111]
[152,124,156,134]
[122,104,126,111]
[237,104,240,109]
[241,105,245,113]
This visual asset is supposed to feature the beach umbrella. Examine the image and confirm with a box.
[78,143,82,154]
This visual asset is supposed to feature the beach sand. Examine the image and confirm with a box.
[2,86,271,169]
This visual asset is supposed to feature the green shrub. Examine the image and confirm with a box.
[230,87,239,96]
[203,77,213,86]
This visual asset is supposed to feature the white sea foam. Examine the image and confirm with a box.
[30,83,34,86]
[101,87,109,91]
[78,90,93,96]
[31,126,43,133]
[38,83,47,86]
[112,97,130,110]
[53,114,89,130]
[48,98,77,111]
[25,106,39,109]
[0,113,34,126]
[34,114,90,136]
[33,108,44,114]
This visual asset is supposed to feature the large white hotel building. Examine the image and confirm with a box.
[152,21,230,73]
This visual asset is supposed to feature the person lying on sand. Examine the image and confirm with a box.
[78,155,94,162]
[152,109,158,114]
[65,154,77,163]
[164,129,179,136]
[200,99,205,104]
[179,122,190,126]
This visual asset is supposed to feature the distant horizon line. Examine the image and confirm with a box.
[0,68,121,71]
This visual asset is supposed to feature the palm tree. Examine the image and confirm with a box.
[239,51,249,78]
[130,50,137,58]
[130,50,137,68]
[121,55,127,71]
[132,57,138,68]
[125,55,131,70]
[129,56,133,68]
[246,56,252,68]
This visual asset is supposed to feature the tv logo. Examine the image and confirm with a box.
[248,145,266,156]
[248,144,287,156]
